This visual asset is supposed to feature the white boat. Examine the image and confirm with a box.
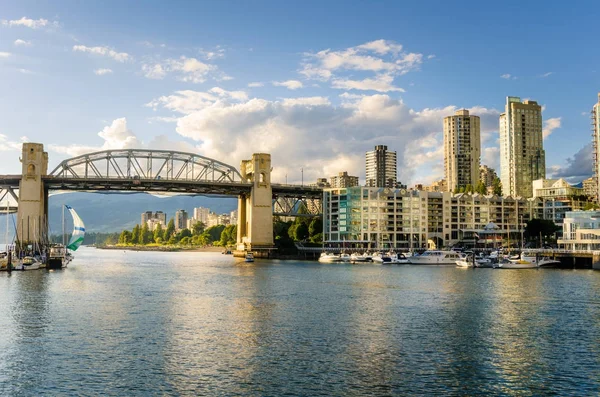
[318,252,342,263]
[14,256,42,271]
[409,250,465,265]
[350,252,371,262]
[456,259,474,268]
[474,257,495,268]
[388,252,410,264]
[496,258,537,269]
[244,252,254,262]
[372,252,392,264]
[338,253,352,262]
[537,258,561,268]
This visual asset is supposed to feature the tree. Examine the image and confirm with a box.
[465,184,473,194]
[219,224,237,246]
[294,222,309,241]
[131,224,141,245]
[192,221,205,236]
[475,180,487,195]
[180,236,191,245]
[153,223,163,242]
[310,232,323,244]
[288,223,298,240]
[585,202,600,210]
[205,225,225,242]
[525,219,561,244]
[492,177,502,196]
[139,223,149,244]
[163,218,175,241]
[119,230,132,244]
[309,217,323,238]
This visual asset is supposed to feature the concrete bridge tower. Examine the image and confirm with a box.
[17,143,48,247]
[237,153,274,254]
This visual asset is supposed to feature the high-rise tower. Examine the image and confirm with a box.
[443,109,481,192]
[365,145,397,188]
[499,97,545,198]
[592,93,600,202]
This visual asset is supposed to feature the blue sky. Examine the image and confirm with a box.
[0,0,598,185]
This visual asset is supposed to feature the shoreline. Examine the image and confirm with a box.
[93,245,226,253]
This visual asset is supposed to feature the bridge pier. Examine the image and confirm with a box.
[236,153,274,255]
[16,143,49,249]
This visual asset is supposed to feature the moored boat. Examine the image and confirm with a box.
[244,252,254,262]
[14,256,42,271]
[409,250,465,265]
[318,252,342,263]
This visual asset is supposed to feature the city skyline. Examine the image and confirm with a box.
[0,1,598,187]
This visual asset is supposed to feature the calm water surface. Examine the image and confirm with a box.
[1,247,599,396]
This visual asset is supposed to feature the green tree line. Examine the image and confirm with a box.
[116,218,238,248]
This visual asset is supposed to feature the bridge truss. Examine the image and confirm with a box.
[49,149,245,183]
[1,149,324,216]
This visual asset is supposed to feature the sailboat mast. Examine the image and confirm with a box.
[62,204,65,247]
[5,200,8,253]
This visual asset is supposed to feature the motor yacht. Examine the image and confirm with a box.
[350,252,372,263]
[409,250,465,265]
[372,252,392,264]
[388,252,410,264]
[318,253,342,263]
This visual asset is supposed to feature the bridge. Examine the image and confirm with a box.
[0,143,323,254]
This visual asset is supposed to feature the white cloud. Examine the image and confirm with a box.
[73,45,132,62]
[145,88,248,114]
[145,90,489,185]
[141,56,217,83]
[1,17,58,29]
[355,39,403,55]
[300,39,425,84]
[208,87,248,101]
[49,118,141,157]
[427,54,436,59]
[540,72,553,78]
[0,134,25,151]
[199,46,226,60]
[14,39,32,47]
[331,74,404,92]
[94,68,113,75]
[18,68,34,74]
[282,97,331,106]
[482,147,500,174]
[543,117,561,139]
[273,80,304,90]
[248,82,264,88]
[500,74,517,80]
[141,63,166,79]
[0,52,11,58]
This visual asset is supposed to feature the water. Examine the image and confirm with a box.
[1,248,600,396]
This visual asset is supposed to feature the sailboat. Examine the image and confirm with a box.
[48,205,85,269]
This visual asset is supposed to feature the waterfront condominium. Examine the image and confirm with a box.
[592,93,600,202]
[365,145,397,188]
[499,97,545,198]
[443,109,481,192]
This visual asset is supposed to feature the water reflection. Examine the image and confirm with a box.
[1,250,600,395]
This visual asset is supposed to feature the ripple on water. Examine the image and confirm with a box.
[0,249,599,395]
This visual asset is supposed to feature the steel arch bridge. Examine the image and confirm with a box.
[49,149,245,183]
[0,148,323,216]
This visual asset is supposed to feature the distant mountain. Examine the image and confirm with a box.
[0,192,237,243]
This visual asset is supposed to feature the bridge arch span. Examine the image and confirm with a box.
[49,149,244,183]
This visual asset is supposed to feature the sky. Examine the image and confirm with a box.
[0,0,598,186]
